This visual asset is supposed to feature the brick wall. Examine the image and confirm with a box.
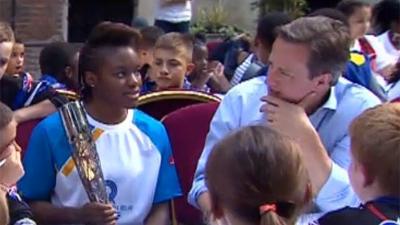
[1,0,69,78]
[0,0,12,22]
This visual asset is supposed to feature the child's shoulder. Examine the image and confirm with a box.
[317,200,400,225]
[132,109,166,134]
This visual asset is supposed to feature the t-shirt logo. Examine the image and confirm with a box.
[105,179,118,203]
[379,219,400,225]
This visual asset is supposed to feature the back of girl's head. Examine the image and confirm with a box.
[206,126,311,225]
[256,12,292,50]
[79,22,141,98]
[372,0,400,34]
[336,0,371,17]
[0,22,14,43]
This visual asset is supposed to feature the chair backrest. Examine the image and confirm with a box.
[137,90,220,120]
[16,119,42,158]
[162,102,219,225]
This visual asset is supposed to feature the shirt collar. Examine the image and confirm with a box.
[319,86,337,111]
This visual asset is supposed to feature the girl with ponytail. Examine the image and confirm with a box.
[205,125,312,225]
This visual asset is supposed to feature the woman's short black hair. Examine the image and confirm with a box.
[79,22,141,99]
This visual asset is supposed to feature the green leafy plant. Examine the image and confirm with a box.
[191,0,244,38]
[251,0,308,18]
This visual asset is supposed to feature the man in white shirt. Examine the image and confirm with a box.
[189,16,381,223]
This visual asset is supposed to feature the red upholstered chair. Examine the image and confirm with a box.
[137,90,220,120]
[16,119,42,158]
[162,102,219,225]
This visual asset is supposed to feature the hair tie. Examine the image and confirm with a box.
[259,203,277,215]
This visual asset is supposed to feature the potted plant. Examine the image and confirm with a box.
[191,0,244,41]
[251,0,308,18]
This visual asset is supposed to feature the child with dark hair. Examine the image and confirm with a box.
[188,39,230,93]
[230,12,292,87]
[0,22,66,123]
[373,0,400,101]
[206,125,311,225]
[337,0,398,84]
[308,8,387,101]
[313,103,400,225]
[39,41,80,91]
[0,102,36,225]
[18,22,181,225]
[5,39,31,78]
[138,26,164,93]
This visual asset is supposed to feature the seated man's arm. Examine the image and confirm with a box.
[188,90,241,214]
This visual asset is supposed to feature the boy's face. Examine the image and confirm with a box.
[5,43,24,75]
[152,48,193,90]
[0,41,14,79]
[0,119,24,186]
[193,45,208,75]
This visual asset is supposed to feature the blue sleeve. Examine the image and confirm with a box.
[17,120,56,201]
[133,110,182,203]
[152,125,182,203]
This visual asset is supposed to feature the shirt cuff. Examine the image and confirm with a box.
[315,162,360,212]
[188,176,208,209]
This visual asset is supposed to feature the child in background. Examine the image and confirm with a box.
[337,0,398,83]
[0,102,36,225]
[206,126,311,225]
[373,0,400,61]
[5,39,32,79]
[151,32,194,91]
[314,103,400,225]
[188,38,229,93]
[0,22,60,123]
[372,0,400,101]
[138,26,165,93]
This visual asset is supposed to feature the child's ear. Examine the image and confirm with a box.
[360,163,374,187]
[185,63,195,76]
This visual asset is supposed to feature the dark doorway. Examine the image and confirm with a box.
[68,0,136,42]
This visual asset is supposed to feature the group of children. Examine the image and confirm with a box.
[0,0,399,225]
